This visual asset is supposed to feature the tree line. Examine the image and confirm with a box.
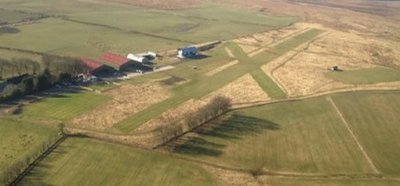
[155,96,232,146]
[0,55,86,102]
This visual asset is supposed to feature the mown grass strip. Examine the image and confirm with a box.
[251,68,286,99]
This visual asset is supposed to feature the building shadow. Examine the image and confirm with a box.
[184,54,210,60]
[171,113,280,157]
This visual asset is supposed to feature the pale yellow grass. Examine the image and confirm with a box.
[206,73,270,104]
[267,26,400,97]
[70,83,170,130]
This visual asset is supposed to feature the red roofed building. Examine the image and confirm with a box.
[100,52,129,70]
[81,57,116,77]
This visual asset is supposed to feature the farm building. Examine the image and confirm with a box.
[81,58,117,77]
[100,52,130,71]
[177,47,199,58]
[101,52,154,73]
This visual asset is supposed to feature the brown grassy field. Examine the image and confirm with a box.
[71,82,171,131]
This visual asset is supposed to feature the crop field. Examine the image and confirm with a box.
[115,29,322,132]
[20,91,110,122]
[328,67,400,85]
[169,96,375,174]
[20,138,220,186]
[0,119,59,183]
[332,91,400,175]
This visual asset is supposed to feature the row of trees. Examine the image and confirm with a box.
[0,55,86,102]
[155,96,232,145]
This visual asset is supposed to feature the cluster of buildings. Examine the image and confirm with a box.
[81,52,156,78]
[81,41,221,79]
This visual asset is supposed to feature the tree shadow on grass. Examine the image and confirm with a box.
[172,114,280,157]
[17,142,76,186]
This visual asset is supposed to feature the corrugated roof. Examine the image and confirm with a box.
[100,52,128,67]
[81,58,103,71]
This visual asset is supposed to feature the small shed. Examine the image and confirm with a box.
[177,47,198,58]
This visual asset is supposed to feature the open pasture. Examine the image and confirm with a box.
[0,8,43,24]
[20,138,220,186]
[0,18,184,58]
[169,96,375,174]
[68,3,297,43]
[0,118,59,184]
[332,91,400,175]
[0,0,298,58]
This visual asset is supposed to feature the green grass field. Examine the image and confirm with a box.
[0,118,59,183]
[68,3,297,43]
[0,18,184,58]
[21,138,220,186]
[20,91,110,122]
[328,67,400,84]
[0,49,42,61]
[0,0,298,58]
[115,29,323,132]
[0,8,42,24]
[171,96,375,174]
[332,91,400,175]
